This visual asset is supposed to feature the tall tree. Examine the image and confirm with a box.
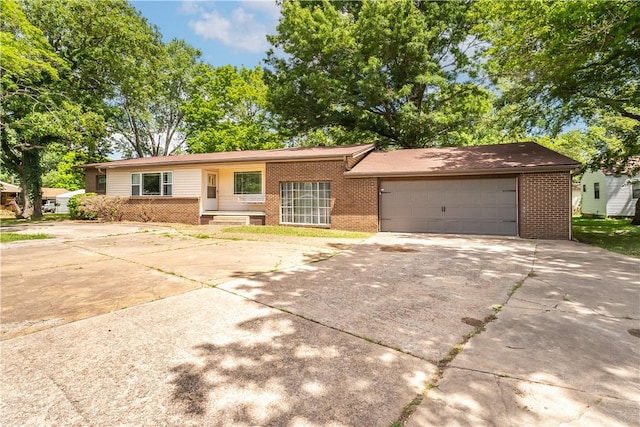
[265,0,493,149]
[1,0,67,217]
[113,39,203,158]
[183,65,283,152]
[474,0,640,170]
[1,0,162,217]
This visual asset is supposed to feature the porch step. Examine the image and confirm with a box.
[208,215,250,226]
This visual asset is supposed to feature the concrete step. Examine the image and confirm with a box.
[209,216,250,226]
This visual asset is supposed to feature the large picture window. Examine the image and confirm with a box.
[131,172,172,196]
[234,171,262,194]
[280,182,331,225]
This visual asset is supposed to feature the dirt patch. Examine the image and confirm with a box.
[461,317,484,328]
[379,245,420,253]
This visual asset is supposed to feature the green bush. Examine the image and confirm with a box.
[68,193,97,220]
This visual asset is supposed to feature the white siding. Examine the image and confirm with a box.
[571,188,581,213]
[105,163,267,213]
[173,169,201,197]
[106,166,201,197]
[106,170,131,196]
[580,171,607,215]
[216,165,265,212]
[605,175,637,216]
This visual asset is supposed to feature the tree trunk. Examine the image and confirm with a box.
[23,149,43,219]
[17,174,30,219]
[631,197,640,225]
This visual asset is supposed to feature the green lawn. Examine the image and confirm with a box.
[0,232,53,243]
[573,217,640,258]
[0,213,70,227]
[222,225,373,239]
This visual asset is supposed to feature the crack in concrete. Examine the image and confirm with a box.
[510,296,640,321]
[398,244,540,425]
[446,366,638,402]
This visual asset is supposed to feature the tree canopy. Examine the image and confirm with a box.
[183,65,283,152]
[112,39,203,158]
[474,0,640,171]
[265,0,494,149]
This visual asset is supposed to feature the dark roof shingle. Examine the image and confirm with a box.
[346,142,580,177]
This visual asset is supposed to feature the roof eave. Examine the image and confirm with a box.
[345,164,581,178]
[81,149,375,170]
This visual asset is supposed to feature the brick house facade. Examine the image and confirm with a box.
[265,161,378,232]
[81,142,579,239]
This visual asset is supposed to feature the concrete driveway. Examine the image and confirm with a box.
[1,222,345,340]
[1,223,638,426]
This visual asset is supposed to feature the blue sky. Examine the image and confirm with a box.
[130,0,281,68]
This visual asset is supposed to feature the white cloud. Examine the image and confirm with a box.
[180,1,204,15]
[242,0,280,19]
[186,1,280,54]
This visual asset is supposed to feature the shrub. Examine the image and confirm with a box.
[69,194,127,221]
[68,193,97,220]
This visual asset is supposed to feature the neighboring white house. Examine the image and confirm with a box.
[581,169,639,217]
[571,183,581,213]
[56,189,85,213]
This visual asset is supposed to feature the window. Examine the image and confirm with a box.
[131,172,172,196]
[594,182,600,199]
[96,175,106,192]
[163,172,172,196]
[632,182,640,199]
[280,182,331,225]
[234,171,262,194]
[582,184,586,192]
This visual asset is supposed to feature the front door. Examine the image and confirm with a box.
[205,172,218,211]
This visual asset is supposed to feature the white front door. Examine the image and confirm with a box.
[205,172,218,211]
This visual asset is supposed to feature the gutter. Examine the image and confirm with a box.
[344,164,581,178]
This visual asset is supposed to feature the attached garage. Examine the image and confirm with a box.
[380,177,517,235]
[345,142,581,239]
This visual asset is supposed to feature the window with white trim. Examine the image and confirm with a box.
[280,182,331,225]
[234,171,262,195]
[131,172,172,196]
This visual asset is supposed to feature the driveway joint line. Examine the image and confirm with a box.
[399,243,540,425]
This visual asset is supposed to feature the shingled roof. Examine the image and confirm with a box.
[81,144,375,169]
[345,142,580,177]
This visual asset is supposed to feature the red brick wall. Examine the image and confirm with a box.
[519,172,572,239]
[121,197,200,225]
[265,161,378,232]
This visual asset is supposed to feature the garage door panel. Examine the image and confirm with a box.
[380,178,517,236]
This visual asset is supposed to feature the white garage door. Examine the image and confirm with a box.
[380,178,518,235]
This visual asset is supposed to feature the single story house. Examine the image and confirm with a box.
[56,189,86,214]
[81,142,580,239]
[581,163,639,217]
[42,187,69,205]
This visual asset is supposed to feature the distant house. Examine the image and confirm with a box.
[581,163,639,217]
[0,181,20,211]
[42,188,69,205]
[56,189,86,214]
[571,183,582,214]
[81,142,580,239]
